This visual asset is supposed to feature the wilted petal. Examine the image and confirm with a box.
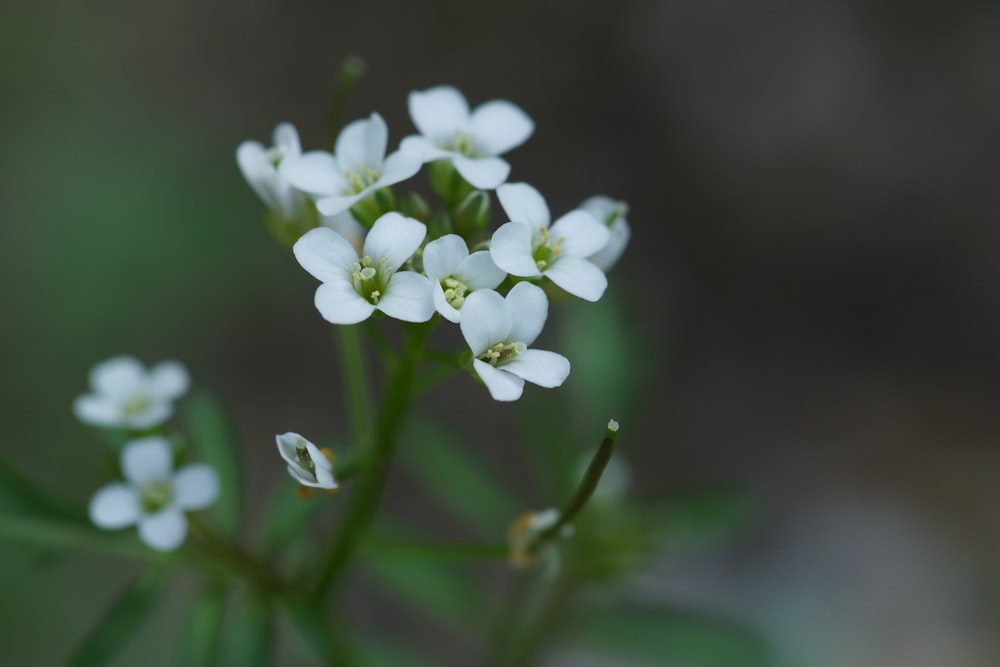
[148,361,189,400]
[138,509,187,552]
[505,282,549,347]
[497,183,550,230]
[89,484,140,529]
[294,227,359,284]
[173,464,219,511]
[121,437,173,486]
[452,156,510,190]
[473,359,524,402]
[363,213,426,271]
[377,272,434,322]
[314,281,376,325]
[501,349,569,388]
[550,210,611,258]
[409,86,470,143]
[460,289,512,355]
[490,222,540,277]
[544,256,608,302]
[470,100,534,156]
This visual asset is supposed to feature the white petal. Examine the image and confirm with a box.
[505,282,549,346]
[457,251,506,290]
[316,192,365,217]
[336,113,387,172]
[121,437,174,486]
[497,183,550,229]
[377,272,434,322]
[73,395,121,427]
[377,149,423,188]
[286,464,316,486]
[173,464,219,510]
[473,359,524,402]
[123,403,173,431]
[501,349,569,388]
[470,100,534,156]
[147,361,189,400]
[272,123,301,158]
[89,484,140,529]
[276,432,302,466]
[293,227,359,284]
[452,156,510,190]
[398,135,450,163]
[587,217,631,271]
[281,151,345,198]
[550,210,611,258]
[544,256,608,302]
[408,86,470,143]
[490,222,540,277]
[312,466,338,490]
[314,282,376,325]
[363,213,426,271]
[460,289,512,355]
[91,356,144,399]
[320,210,365,251]
[432,283,461,323]
[138,509,187,552]
[236,141,278,207]
[423,234,468,279]
[304,441,333,474]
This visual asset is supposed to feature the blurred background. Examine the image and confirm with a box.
[1,0,999,665]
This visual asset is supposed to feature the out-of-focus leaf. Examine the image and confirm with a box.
[570,606,774,667]
[220,593,273,667]
[0,457,81,520]
[285,597,353,665]
[401,418,519,536]
[68,566,169,667]
[651,487,757,551]
[0,514,152,558]
[184,391,242,535]
[362,552,483,633]
[358,636,438,667]
[172,583,226,667]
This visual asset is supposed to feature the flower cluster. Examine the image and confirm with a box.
[238,85,631,407]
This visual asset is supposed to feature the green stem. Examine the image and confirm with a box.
[336,324,372,451]
[188,515,290,596]
[323,55,367,149]
[363,537,508,561]
[312,321,434,598]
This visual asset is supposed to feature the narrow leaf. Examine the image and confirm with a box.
[173,583,226,667]
[220,593,273,667]
[184,391,242,535]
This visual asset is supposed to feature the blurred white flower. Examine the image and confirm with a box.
[460,282,569,401]
[490,183,610,302]
[236,122,307,220]
[275,432,338,490]
[580,196,631,272]
[89,437,219,552]
[73,356,189,430]
[293,212,434,324]
[422,234,506,323]
[282,112,421,217]
[400,86,534,190]
[508,507,565,570]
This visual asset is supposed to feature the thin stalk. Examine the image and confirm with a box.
[312,321,433,598]
[188,515,290,596]
[335,324,372,451]
[323,55,367,149]
[363,537,508,561]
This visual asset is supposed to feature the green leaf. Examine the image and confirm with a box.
[69,567,169,667]
[0,515,151,559]
[220,593,273,667]
[401,418,520,537]
[184,391,242,535]
[0,456,81,520]
[285,597,353,666]
[172,583,226,667]
[571,606,774,667]
[651,487,757,552]
[358,636,438,667]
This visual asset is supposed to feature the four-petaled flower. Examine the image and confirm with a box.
[460,282,569,401]
[89,437,219,552]
[400,86,534,190]
[422,234,506,323]
[73,356,189,430]
[276,432,338,490]
[293,212,434,324]
[580,196,631,272]
[236,122,307,220]
[282,112,421,217]
[490,183,611,302]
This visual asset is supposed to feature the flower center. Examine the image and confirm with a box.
[295,444,316,475]
[266,146,286,168]
[139,480,173,513]
[343,164,382,195]
[351,255,392,304]
[442,131,482,158]
[531,227,565,271]
[479,341,527,367]
[441,276,470,309]
[122,393,153,417]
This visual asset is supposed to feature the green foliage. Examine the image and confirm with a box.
[183,391,243,535]
[172,584,226,667]
[220,593,274,667]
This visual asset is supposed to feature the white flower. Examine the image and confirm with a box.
[508,507,566,570]
[73,356,189,430]
[580,196,631,272]
[399,86,534,190]
[275,432,338,490]
[460,282,569,401]
[236,123,307,220]
[422,234,506,323]
[293,212,434,324]
[490,183,611,302]
[89,437,219,552]
[281,112,421,217]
